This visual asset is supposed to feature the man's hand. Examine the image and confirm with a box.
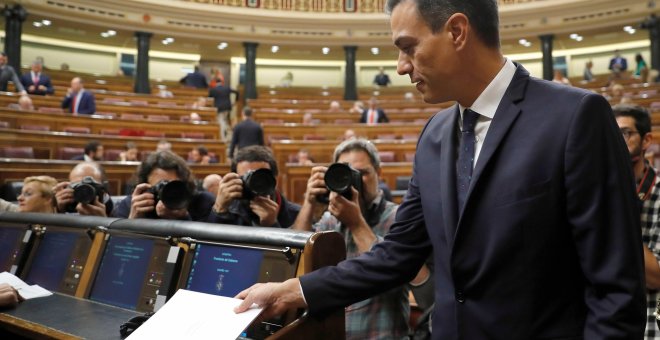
[0,283,23,308]
[234,278,307,320]
[76,197,107,217]
[154,200,189,220]
[28,85,35,92]
[54,181,73,212]
[37,85,46,92]
[129,183,155,219]
[250,196,279,227]
[328,187,364,229]
[304,166,328,205]
[214,173,243,213]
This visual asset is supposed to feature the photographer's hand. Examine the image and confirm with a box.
[77,197,107,217]
[129,183,155,219]
[250,196,279,227]
[155,201,189,220]
[214,173,243,213]
[328,188,376,254]
[53,181,73,213]
[303,166,328,205]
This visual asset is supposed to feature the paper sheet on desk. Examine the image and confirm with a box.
[127,289,263,340]
[0,271,52,299]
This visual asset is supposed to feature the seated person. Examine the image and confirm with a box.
[212,145,300,228]
[17,176,58,214]
[302,112,315,125]
[297,149,314,165]
[0,283,23,308]
[189,145,212,164]
[348,101,364,115]
[203,174,222,197]
[18,95,33,111]
[54,162,113,217]
[119,142,139,162]
[73,140,104,161]
[292,138,417,339]
[156,140,172,152]
[61,77,96,115]
[343,129,356,140]
[360,97,389,124]
[112,151,215,221]
[328,100,342,113]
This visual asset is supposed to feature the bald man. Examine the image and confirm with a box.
[203,174,222,197]
[61,77,96,115]
[54,162,112,216]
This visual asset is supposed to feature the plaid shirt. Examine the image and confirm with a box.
[313,193,410,340]
[642,168,660,339]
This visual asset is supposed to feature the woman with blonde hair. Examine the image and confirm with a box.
[17,176,58,213]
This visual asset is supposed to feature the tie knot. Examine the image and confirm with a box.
[462,109,480,132]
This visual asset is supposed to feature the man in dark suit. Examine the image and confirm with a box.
[61,77,96,115]
[209,81,239,142]
[20,60,54,95]
[179,66,208,89]
[71,141,104,162]
[0,52,25,94]
[235,0,646,338]
[609,49,629,73]
[229,106,264,159]
[359,97,389,124]
[373,67,391,87]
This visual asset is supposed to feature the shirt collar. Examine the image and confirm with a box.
[459,58,517,119]
[367,190,383,210]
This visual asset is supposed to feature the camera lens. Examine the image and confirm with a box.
[73,184,97,204]
[244,168,276,197]
[325,163,354,193]
[158,180,192,210]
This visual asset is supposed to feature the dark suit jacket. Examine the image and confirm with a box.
[208,85,239,112]
[359,108,389,123]
[180,72,208,89]
[609,57,628,71]
[61,91,96,115]
[300,65,646,339]
[20,72,54,95]
[229,119,264,158]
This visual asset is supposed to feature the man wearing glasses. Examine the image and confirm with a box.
[614,104,660,339]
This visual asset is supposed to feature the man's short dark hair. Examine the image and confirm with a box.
[196,145,208,156]
[137,150,196,193]
[125,142,137,150]
[243,106,253,117]
[613,104,651,137]
[385,0,500,49]
[84,140,102,156]
[231,145,278,176]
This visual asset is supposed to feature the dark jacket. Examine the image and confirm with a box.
[61,91,96,115]
[180,72,208,89]
[360,108,389,124]
[0,65,25,92]
[20,72,54,95]
[212,191,300,228]
[209,85,239,112]
[229,119,264,158]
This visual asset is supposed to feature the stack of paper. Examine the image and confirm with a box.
[0,271,52,299]
[127,289,263,340]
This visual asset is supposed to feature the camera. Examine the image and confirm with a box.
[317,163,363,203]
[149,180,192,210]
[241,168,276,200]
[65,176,107,212]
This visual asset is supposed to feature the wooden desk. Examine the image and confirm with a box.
[0,293,140,340]
[263,122,424,141]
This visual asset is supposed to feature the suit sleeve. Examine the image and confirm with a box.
[10,68,24,93]
[299,152,432,317]
[359,110,366,123]
[380,109,389,123]
[258,125,264,146]
[564,94,645,338]
[61,95,72,110]
[19,74,29,89]
[44,77,54,95]
[88,94,96,113]
[229,127,238,158]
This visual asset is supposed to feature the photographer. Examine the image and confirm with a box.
[54,162,112,217]
[292,138,427,339]
[212,145,299,228]
[112,151,214,221]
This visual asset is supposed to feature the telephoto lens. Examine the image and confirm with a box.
[150,180,192,210]
[241,168,276,200]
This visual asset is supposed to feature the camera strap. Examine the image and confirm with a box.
[637,162,656,201]
[364,195,387,228]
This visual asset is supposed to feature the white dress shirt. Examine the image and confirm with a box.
[458,58,517,168]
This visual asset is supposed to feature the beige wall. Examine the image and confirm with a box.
[21,42,117,75]
[256,65,343,87]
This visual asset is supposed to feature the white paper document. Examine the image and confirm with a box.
[127,289,263,340]
[0,271,52,299]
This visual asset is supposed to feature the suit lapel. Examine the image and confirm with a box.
[440,105,460,242]
[458,65,529,222]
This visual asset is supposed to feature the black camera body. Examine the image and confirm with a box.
[65,176,106,212]
[241,168,277,200]
[149,180,192,210]
[318,163,363,203]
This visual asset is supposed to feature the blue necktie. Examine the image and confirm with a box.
[457,109,480,213]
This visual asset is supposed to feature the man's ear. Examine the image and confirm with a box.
[642,132,653,151]
[445,13,469,51]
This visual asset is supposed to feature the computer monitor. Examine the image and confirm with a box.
[88,234,182,312]
[183,243,298,298]
[22,227,93,295]
[0,224,32,275]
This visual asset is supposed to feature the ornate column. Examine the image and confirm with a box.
[344,46,357,101]
[2,4,28,71]
[539,34,554,81]
[243,42,259,101]
[134,31,153,94]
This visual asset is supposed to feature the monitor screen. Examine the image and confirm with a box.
[0,226,25,273]
[185,244,265,298]
[24,231,79,291]
[89,236,154,310]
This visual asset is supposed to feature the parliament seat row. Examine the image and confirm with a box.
[0,212,345,339]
